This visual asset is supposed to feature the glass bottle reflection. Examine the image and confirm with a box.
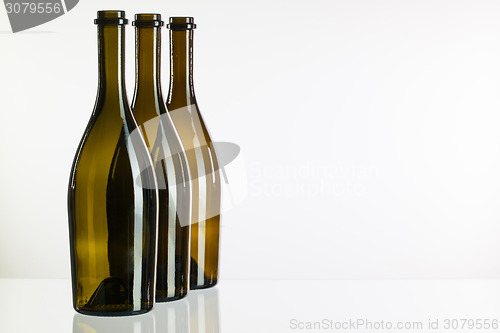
[73,311,155,333]
[188,288,221,333]
[73,288,220,333]
[155,298,189,333]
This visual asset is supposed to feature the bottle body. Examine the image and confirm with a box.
[166,17,221,289]
[131,14,192,301]
[68,11,159,316]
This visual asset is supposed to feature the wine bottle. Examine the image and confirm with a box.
[166,17,221,289]
[131,14,192,302]
[67,11,159,316]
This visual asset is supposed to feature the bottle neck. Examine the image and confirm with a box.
[134,27,162,101]
[97,25,127,99]
[167,29,196,107]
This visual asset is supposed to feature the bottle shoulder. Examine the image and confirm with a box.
[70,104,138,177]
[167,102,214,143]
[131,100,166,125]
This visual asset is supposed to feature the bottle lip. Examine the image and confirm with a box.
[94,10,128,25]
[167,17,196,30]
[132,13,164,27]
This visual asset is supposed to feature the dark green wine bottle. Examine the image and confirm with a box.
[67,11,159,316]
[131,14,192,302]
[166,17,221,289]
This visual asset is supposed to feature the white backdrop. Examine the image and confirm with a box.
[2,0,500,279]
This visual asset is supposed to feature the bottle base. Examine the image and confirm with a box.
[190,278,218,290]
[74,307,153,317]
[73,276,154,316]
[156,292,188,303]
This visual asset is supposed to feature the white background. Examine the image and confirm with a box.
[2,0,500,280]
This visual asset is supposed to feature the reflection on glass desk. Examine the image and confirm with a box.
[2,279,500,333]
[73,287,220,333]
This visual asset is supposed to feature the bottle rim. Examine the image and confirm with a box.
[94,10,128,25]
[167,17,196,30]
[133,13,164,27]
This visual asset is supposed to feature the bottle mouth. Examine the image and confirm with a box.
[133,14,164,27]
[94,10,128,25]
[167,17,196,30]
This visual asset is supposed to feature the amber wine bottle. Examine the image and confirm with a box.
[67,11,159,316]
[131,14,192,301]
[166,17,221,289]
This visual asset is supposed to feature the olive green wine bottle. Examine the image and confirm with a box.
[131,14,192,302]
[68,11,159,316]
[166,17,221,289]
